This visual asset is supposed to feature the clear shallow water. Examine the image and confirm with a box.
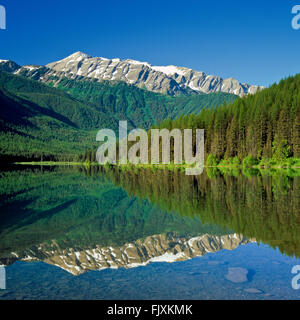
[0,165,300,300]
[1,243,300,300]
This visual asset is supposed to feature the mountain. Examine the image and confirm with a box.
[10,51,263,97]
[0,70,237,161]
[0,59,21,73]
[2,233,251,275]
[0,52,270,163]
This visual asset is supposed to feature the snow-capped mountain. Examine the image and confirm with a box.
[0,52,264,97]
[45,52,263,97]
[1,232,252,276]
[0,59,21,73]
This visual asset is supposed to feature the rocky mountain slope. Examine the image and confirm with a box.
[1,52,264,97]
[3,233,252,276]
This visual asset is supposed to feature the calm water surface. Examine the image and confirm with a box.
[0,165,299,300]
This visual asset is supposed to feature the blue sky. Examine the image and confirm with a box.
[0,0,299,86]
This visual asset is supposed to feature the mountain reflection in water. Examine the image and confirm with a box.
[0,165,299,276]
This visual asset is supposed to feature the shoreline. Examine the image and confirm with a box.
[11,161,300,170]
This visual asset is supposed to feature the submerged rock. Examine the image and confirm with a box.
[225,267,248,283]
[244,288,263,294]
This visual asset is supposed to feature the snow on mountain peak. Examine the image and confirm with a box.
[151,65,186,76]
[64,51,91,61]
[30,52,265,97]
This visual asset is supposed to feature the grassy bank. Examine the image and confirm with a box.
[14,159,300,169]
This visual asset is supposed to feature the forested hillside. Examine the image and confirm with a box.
[51,77,236,129]
[0,88,97,162]
[156,74,300,164]
[0,71,236,162]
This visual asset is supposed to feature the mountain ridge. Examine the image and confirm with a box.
[2,232,252,275]
[0,52,264,97]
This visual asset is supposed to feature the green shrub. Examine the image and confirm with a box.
[242,155,258,167]
[232,156,241,165]
[272,136,291,162]
[206,154,219,166]
[259,157,272,167]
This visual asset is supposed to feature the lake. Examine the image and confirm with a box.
[0,165,300,300]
